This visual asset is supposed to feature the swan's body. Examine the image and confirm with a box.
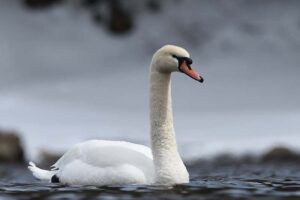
[28,45,203,186]
[30,140,154,185]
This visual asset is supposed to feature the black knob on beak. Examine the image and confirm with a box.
[185,57,193,65]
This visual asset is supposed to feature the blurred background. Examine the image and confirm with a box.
[0,0,299,162]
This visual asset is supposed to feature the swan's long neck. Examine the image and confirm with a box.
[150,69,189,184]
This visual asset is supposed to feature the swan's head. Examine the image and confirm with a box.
[151,45,204,83]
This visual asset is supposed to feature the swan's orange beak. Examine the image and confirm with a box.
[179,60,204,83]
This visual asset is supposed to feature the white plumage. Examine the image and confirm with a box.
[29,140,154,185]
[28,45,203,186]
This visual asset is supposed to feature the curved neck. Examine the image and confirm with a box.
[150,71,177,153]
[149,69,188,184]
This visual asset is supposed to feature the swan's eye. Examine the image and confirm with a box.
[172,55,183,66]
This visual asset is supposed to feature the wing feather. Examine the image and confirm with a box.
[53,140,154,177]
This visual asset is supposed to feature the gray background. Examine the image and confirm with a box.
[0,0,299,160]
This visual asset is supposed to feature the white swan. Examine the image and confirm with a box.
[28,45,203,186]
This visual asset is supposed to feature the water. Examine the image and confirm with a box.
[1,162,300,200]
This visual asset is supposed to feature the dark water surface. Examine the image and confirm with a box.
[1,162,300,200]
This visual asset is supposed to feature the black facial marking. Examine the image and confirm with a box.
[185,57,193,65]
[51,175,60,183]
[172,55,193,69]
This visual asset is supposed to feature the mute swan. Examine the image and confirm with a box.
[28,45,204,186]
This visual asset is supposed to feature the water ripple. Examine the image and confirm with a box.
[1,163,300,200]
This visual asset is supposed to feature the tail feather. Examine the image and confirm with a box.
[28,161,56,181]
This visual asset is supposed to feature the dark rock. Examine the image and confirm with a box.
[81,0,101,7]
[106,0,133,34]
[23,0,64,9]
[261,146,300,163]
[0,130,24,163]
[38,150,62,168]
[146,0,161,13]
[212,153,238,166]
